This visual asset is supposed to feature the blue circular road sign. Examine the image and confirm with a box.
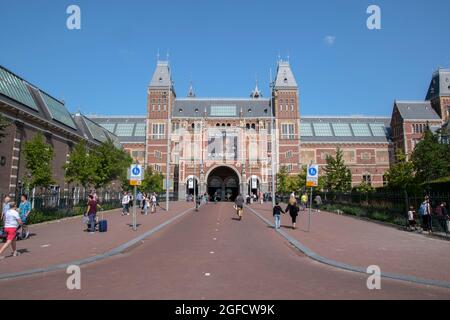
[308,167,317,176]
[132,166,141,176]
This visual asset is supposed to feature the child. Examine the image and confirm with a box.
[273,202,285,230]
[407,206,417,231]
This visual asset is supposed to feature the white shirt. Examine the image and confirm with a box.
[151,195,157,203]
[4,209,21,228]
[122,195,130,205]
[408,211,414,221]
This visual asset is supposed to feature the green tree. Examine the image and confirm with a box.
[276,166,290,194]
[323,148,352,192]
[141,166,164,193]
[354,181,374,193]
[64,140,97,188]
[23,133,55,190]
[92,140,132,188]
[0,114,10,143]
[411,129,450,183]
[385,151,415,191]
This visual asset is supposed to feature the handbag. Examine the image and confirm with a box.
[82,215,89,225]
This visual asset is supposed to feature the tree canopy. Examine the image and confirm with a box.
[385,151,416,191]
[323,148,352,192]
[411,129,450,183]
[23,133,55,190]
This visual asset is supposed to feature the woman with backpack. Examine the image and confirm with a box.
[285,196,300,229]
[419,196,432,234]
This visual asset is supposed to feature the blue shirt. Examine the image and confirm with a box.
[19,201,31,221]
[2,203,10,216]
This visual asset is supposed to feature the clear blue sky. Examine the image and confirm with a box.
[1,0,449,116]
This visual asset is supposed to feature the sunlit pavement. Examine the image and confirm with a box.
[1,202,450,299]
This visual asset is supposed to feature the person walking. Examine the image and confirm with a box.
[235,193,245,221]
[419,196,432,234]
[18,194,31,224]
[314,194,322,212]
[121,192,130,216]
[407,206,418,231]
[301,193,308,211]
[85,194,101,234]
[273,201,285,229]
[285,196,300,229]
[435,202,448,233]
[0,202,23,259]
[151,192,157,213]
[142,193,149,215]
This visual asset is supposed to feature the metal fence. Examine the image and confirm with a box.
[315,191,450,234]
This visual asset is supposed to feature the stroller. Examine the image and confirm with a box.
[0,224,30,241]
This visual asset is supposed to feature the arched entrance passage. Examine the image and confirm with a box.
[207,166,240,201]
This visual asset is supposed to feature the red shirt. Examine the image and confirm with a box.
[88,199,97,215]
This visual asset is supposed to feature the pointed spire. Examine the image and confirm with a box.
[250,75,262,99]
[188,80,196,97]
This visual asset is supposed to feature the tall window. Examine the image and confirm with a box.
[363,174,372,186]
[281,123,295,140]
[152,123,165,140]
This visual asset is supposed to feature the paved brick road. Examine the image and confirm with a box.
[0,201,193,276]
[0,202,450,299]
[250,203,450,283]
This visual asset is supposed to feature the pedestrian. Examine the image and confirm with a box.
[121,192,130,216]
[2,195,11,221]
[314,194,322,212]
[85,194,101,234]
[18,194,31,225]
[235,193,244,221]
[435,202,448,233]
[301,193,308,211]
[0,202,22,259]
[259,191,263,204]
[407,206,417,231]
[285,196,300,229]
[273,201,285,229]
[136,191,143,209]
[142,193,149,215]
[151,192,157,213]
[419,196,432,234]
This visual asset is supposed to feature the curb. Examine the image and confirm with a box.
[0,206,194,281]
[246,205,450,290]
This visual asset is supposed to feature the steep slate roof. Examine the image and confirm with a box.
[395,101,441,120]
[149,60,172,89]
[300,116,391,143]
[172,98,272,118]
[426,68,450,100]
[274,61,298,89]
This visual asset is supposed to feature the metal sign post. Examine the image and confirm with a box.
[129,164,142,232]
[306,164,319,233]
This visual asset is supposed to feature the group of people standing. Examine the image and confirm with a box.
[122,191,158,216]
[408,196,449,234]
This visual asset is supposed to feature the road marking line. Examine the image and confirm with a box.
[204,273,211,277]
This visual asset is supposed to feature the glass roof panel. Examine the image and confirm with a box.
[312,123,333,136]
[134,123,146,136]
[100,123,116,132]
[351,123,372,136]
[84,118,109,143]
[332,123,352,136]
[300,123,313,136]
[115,123,135,136]
[40,92,77,129]
[369,123,386,137]
[0,67,38,111]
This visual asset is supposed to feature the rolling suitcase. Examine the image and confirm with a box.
[98,213,107,232]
